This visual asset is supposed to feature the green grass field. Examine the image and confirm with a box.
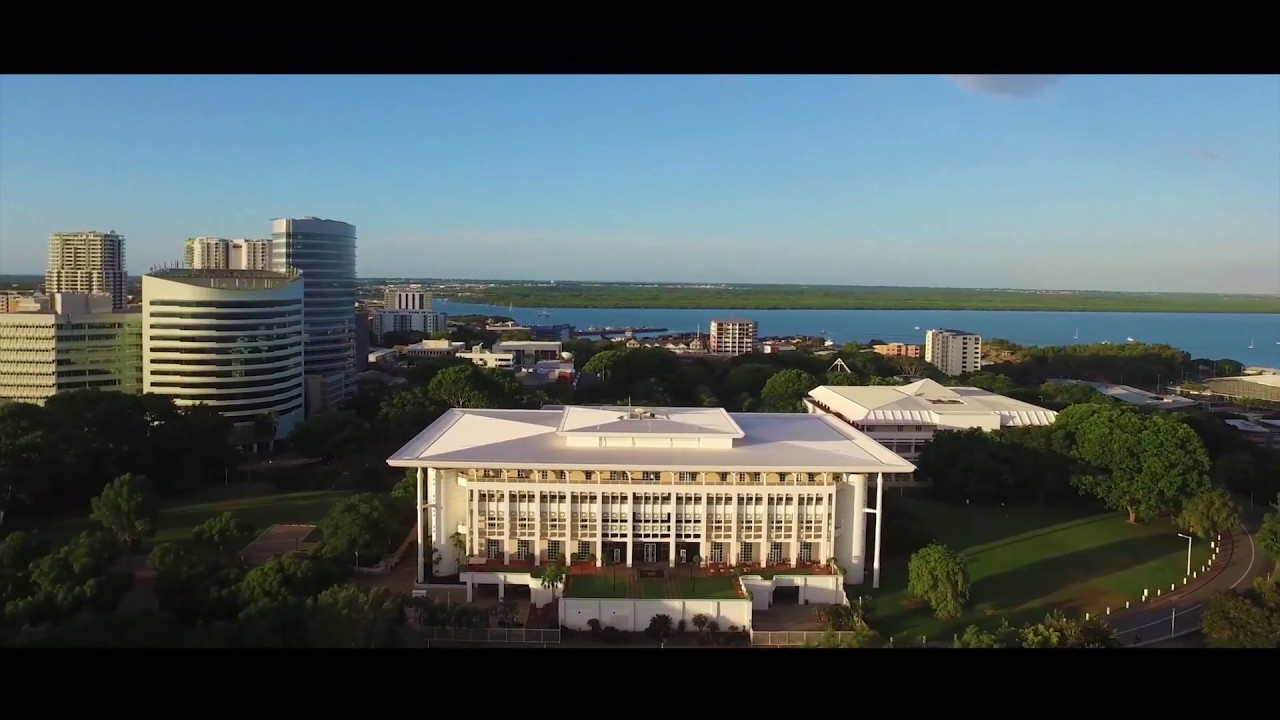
[563,573,740,600]
[868,499,1214,641]
[442,282,1280,314]
[43,483,351,551]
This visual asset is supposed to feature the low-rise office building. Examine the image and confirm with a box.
[871,342,922,359]
[805,379,1058,478]
[404,338,465,358]
[0,293,142,405]
[387,404,915,588]
[492,340,563,367]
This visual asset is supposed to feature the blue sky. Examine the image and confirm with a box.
[1,74,1277,293]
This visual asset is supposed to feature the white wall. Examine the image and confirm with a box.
[739,574,846,610]
[833,474,868,584]
[559,599,752,632]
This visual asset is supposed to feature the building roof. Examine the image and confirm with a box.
[1047,379,1201,409]
[386,405,916,473]
[808,379,1058,429]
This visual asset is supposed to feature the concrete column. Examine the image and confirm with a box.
[700,488,710,563]
[792,493,802,566]
[760,494,770,567]
[534,488,542,566]
[469,487,480,569]
[498,579,505,601]
[849,475,868,584]
[873,472,885,589]
[596,491,604,567]
[625,491,634,567]
[669,493,677,567]
[730,489,739,565]
[416,468,426,583]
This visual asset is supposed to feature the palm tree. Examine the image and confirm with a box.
[540,561,566,592]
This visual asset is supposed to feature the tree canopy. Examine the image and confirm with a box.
[907,542,970,620]
[1056,404,1211,522]
[90,473,160,552]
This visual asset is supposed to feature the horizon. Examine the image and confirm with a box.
[2,75,1278,294]
[3,272,1278,298]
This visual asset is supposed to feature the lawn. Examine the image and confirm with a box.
[563,573,741,600]
[44,483,351,551]
[564,574,629,598]
[867,498,1214,641]
[674,576,740,599]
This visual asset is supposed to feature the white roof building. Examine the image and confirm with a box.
[388,404,914,589]
[808,379,1058,431]
[804,379,1058,467]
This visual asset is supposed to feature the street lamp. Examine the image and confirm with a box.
[1176,533,1193,577]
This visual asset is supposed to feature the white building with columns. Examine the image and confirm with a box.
[386,404,914,590]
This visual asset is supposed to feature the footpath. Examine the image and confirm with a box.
[1111,507,1271,647]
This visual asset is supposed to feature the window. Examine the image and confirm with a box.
[710,542,725,564]
[638,471,659,483]
[738,543,754,564]
[485,539,502,560]
[799,542,813,563]
[678,471,698,483]
[547,540,563,563]
[558,470,569,480]
[769,542,783,564]
[576,541,591,561]
[794,472,809,483]
[518,539,533,561]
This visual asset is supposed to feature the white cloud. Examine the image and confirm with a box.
[946,75,1060,98]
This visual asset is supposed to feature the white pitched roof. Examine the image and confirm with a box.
[808,379,1058,429]
[386,405,915,473]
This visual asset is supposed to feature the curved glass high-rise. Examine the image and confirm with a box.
[271,217,357,408]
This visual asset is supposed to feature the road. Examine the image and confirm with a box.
[1111,509,1269,646]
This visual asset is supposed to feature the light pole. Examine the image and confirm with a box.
[1176,533,1192,577]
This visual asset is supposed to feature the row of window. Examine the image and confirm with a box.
[479,540,814,565]
[482,469,831,483]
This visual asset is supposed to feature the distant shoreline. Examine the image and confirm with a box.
[454,301,1278,315]
[441,286,1280,315]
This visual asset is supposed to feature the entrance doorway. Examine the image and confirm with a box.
[643,543,657,563]
[613,548,622,564]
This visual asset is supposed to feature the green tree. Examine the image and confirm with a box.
[760,368,818,412]
[147,542,244,626]
[428,364,493,408]
[1258,495,1280,561]
[954,621,1021,648]
[90,473,160,552]
[304,584,406,648]
[191,512,258,559]
[1017,611,1121,648]
[1210,453,1258,492]
[318,493,403,561]
[0,402,46,528]
[1058,405,1211,523]
[581,349,623,377]
[288,411,371,461]
[0,531,48,571]
[1176,487,1239,540]
[540,561,566,591]
[1200,575,1280,648]
[237,554,347,608]
[11,530,127,625]
[823,371,859,386]
[907,542,970,620]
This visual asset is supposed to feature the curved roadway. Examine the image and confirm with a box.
[1111,510,1267,646]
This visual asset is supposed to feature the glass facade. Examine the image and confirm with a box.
[271,218,357,407]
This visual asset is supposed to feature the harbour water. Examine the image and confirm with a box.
[439,301,1280,368]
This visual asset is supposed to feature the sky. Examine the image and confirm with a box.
[1,74,1277,294]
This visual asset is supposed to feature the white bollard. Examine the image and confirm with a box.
[1184,577,1189,585]
[1085,612,1090,621]
[1193,571,1198,579]
[1171,583,1176,591]
[1126,601,1130,609]
[1158,589,1162,596]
